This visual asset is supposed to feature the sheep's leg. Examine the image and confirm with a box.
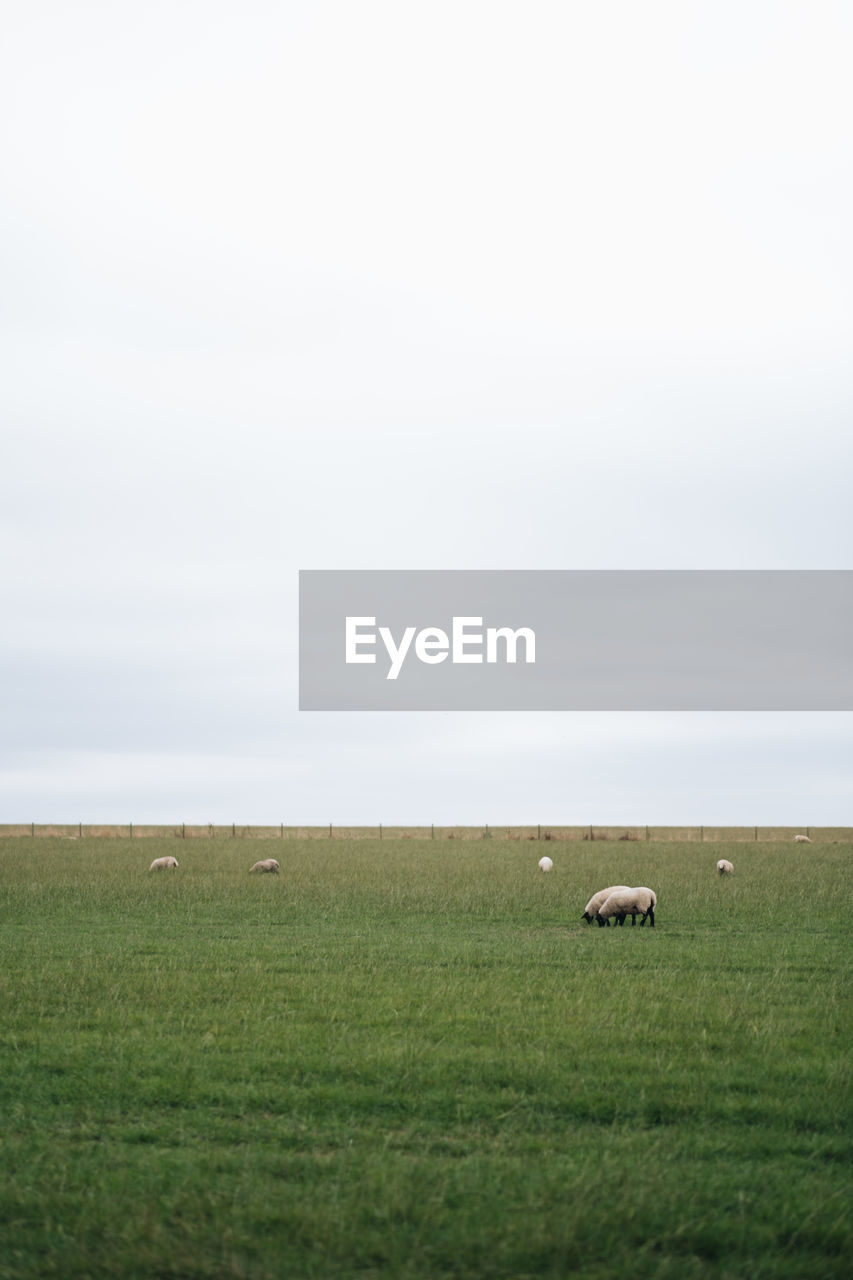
[630,912,636,926]
[647,907,655,927]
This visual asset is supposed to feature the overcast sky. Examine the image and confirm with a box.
[2,1,851,825]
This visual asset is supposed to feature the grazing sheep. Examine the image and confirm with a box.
[581,886,632,926]
[538,856,554,872]
[149,856,179,871]
[249,858,280,874]
[598,886,657,928]
[794,834,811,844]
[717,859,734,876]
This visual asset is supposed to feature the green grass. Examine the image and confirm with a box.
[0,836,850,1279]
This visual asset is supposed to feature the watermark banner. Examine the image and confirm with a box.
[299,570,853,710]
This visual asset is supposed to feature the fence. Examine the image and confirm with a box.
[0,824,849,842]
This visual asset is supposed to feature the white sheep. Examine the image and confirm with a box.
[717,859,734,876]
[581,885,631,926]
[794,834,811,844]
[149,856,179,871]
[249,858,280,874]
[598,886,657,928]
[538,856,554,872]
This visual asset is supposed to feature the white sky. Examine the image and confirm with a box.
[1,1,851,824]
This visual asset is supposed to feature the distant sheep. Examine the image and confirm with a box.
[149,856,178,871]
[794,834,811,844]
[250,858,280,874]
[538,856,554,872]
[599,886,656,928]
[717,859,734,876]
[581,885,631,926]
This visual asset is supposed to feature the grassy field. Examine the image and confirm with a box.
[0,836,849,1279]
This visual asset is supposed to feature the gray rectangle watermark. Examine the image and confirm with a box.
[299,571,853,710]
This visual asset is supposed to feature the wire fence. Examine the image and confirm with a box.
[0,823,848,843]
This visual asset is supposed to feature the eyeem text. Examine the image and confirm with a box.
[345,616,536,680]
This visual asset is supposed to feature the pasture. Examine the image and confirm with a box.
[0,835,850,1279]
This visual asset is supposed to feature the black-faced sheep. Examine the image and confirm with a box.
[717,859,734,876]
[581,886,631,926]
[598,886,656,927]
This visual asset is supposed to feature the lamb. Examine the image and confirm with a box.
[149,856,179,871]
[581,886,631,926]
[794,834,811,844]
[598,886,656,927]
[250,858,280,874]
[717,859,734,876]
